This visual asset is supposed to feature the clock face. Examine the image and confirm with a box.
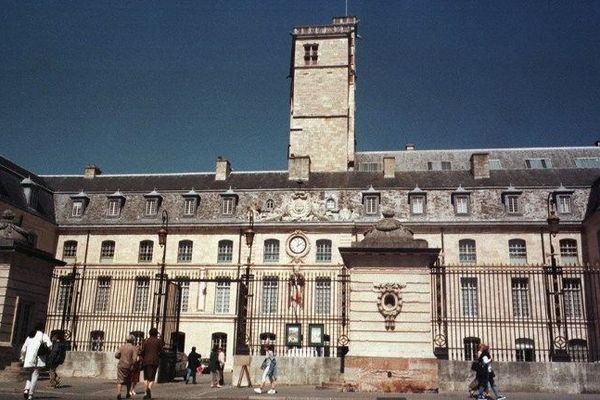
[289,236,307,254]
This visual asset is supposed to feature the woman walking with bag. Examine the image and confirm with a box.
[115,334,138,400]
[254,346,277,395]
[20,322,52,400]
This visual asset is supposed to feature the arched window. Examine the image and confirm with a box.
[515,338,535,362]
[316,239,332,262]
[100,240,115,262]
[90,330,104,351]
[62,240,78,261]
[458,239,476,264]
[568,339,587,362]
[508,239,527,265]
[177,240,193,263]
[263,239,280,263]
[217,240,233,263]
[463,337,481,361]
[559,239,578,265]
[138,240,154,262]
[265,199,274,212]
[326,198,336,210]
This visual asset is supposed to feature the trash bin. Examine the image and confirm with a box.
[157,351,176,383]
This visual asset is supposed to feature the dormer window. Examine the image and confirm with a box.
[220,187,238,216]
[70,190,89,217]
[362,186,381,216]
[408,186,426,215]
[143,189,162,217]
[452,186,471,215]
[502,186,522,214]
[552,186,574,215]
[526,158,552,169]
[182,189,200,217]
[107,191,125,217]
[72,200,84,217]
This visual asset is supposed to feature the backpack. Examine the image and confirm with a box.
[48,342,67,366]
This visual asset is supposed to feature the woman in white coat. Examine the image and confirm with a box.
[20,322,52,400]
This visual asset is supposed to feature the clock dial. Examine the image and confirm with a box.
[289,236,307,254]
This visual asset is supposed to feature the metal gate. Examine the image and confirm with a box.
[431,263,600,362]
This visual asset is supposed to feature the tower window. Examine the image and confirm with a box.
[303,43,318,65]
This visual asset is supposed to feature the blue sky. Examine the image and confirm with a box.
[2,1,599,175]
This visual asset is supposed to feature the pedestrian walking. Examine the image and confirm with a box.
[140,328,164,399]
[218,347,225,386]
[47,332,67,388]
[20,322,52,400]
[208,346,221,388]
[254,346,277,395]
[476,343,506,400]
[185,347,201,384]
[115,334,138,400]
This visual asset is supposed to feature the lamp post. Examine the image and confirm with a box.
[155,209,169,330]
[546,194,570,362]
[235,210,255,355]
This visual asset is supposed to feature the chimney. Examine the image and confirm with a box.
[84,164,102,178]
[405,144,416,151]
[288,155,311,181]
[470,153,490,179]
[383,157,395,179]
[215,157,231,181]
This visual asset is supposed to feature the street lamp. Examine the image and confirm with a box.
[235,210,255,355]
[546,193,569,361]
[155,209,169,329]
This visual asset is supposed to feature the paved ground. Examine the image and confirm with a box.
[0,374,599,400]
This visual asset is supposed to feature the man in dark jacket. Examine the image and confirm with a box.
[47,332,67,388]
[141,328,164,399]
[185,347,201,384]
[208,346,221,388]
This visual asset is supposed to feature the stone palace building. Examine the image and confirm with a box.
[2,16,600,391]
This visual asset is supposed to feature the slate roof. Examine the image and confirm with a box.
[42,168,600,193]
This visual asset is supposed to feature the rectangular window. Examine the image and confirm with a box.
[63,241,77,260]
[222,197,234,215]
[138,241,153,262]
[263,240,280,263]
[506,195,520,214]
[461,278,478,318]
[525,158,552,169]
[315,278,331,315]
[358,162,381,172]
[262,278,279,314]
[459,241,477,264]
[71,200,84,217]
[512,278,529,318]
[214,280,231,314]
[411,195,425,215]
[489,159,502,170]
[560,240,578,265]
[455,195,470,214]
[183,198,196,216]
[217,241,233,263]
[107,199,121,216]
[427,161,451,171]
[316,240,332,262]
[177,241,193,263]
[303,43,318,65]
[575,157,600,168]
[95,277,111,312]
[179,279,190,313]
[556,194,572,214]
[364,195,379,215]
[564,279,582,318]
[509,240,527,265]
[133,277,150,312]
[100,242,115,262]
[145,199,158,216]
[56,277,73,312]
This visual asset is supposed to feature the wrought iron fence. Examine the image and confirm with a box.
[431,263,600,362]
[244,267,350,357]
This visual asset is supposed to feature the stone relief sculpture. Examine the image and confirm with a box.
[255,191,360,222]
[374,282,407,331]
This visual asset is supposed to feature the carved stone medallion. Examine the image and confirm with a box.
[374,282,406,331]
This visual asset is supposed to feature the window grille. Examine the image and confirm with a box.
[560,239,578,265]
[463,337,481,360]
[138,241,154,262]
[515,338,535,361]
[564,278,582,319]
[459,240,477,264]
[63,241,77,260]
[95,277,111,312]
[56,277,72,312]
[314,278,331,314]
[509,239,527,265]
[262,278,279,314]
[512,278,530,318]
[178,279,190,312]
[100,240,115,262]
